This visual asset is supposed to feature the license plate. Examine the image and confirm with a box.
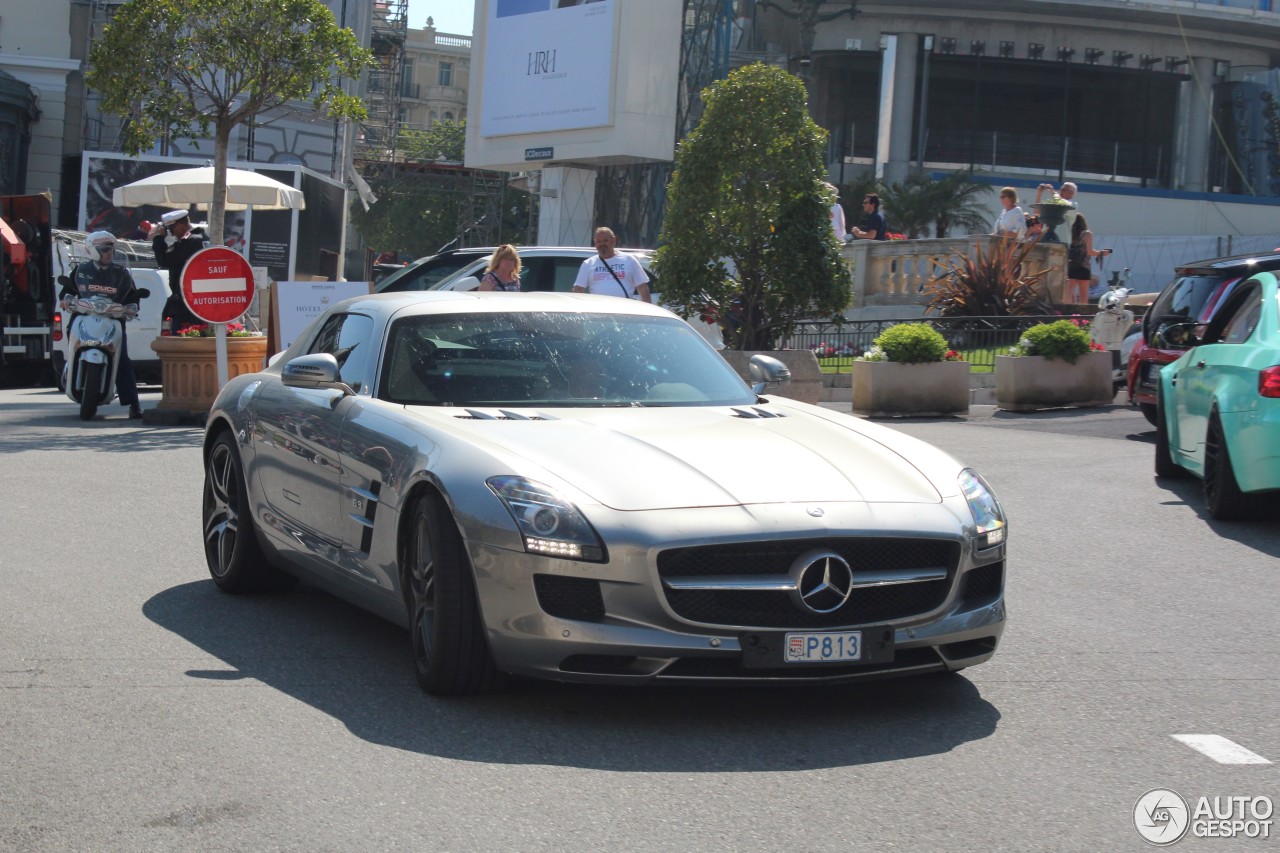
[784,631,862,663]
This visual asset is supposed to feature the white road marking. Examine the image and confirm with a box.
[1172,735,1272,765]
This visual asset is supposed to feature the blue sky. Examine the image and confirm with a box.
[406,2,476,36]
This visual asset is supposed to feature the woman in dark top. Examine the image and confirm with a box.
[478,244,522,292]
[1067,214,1111,304]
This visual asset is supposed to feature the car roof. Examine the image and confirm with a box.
[1175,250,1280,275]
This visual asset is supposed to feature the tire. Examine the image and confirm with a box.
[1154,397,1185,479]
[52,351,66,392]
[78,361,102,421]
[202,432,297,593]
[405,492,504,695]
[1139,402,1157,426]
[1203,414,1253,521]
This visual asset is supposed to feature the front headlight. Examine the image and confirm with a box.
[959,469,1006,549]
[486,476,606,562]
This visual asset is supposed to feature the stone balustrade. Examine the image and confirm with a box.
[841,236,1067,311]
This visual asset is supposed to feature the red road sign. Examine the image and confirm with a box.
[180,247,254,324]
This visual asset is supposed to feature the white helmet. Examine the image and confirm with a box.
[86,230,117,263]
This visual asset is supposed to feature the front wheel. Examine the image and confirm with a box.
[405,493,504,695]
[202,432,296,592]
[1203,414,1253,521]
[78,361,102,421]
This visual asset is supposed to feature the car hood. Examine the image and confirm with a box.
[413,404,947,510]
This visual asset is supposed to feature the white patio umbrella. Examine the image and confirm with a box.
[111,166,306,211]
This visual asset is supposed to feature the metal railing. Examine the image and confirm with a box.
[783,315,1091,373]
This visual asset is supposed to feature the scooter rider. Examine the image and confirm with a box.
[148,209,204,335]
[59,231,143,418]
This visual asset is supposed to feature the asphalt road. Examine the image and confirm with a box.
[1,385,1276,852]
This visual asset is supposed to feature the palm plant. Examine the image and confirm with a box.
[930,170,992,238]
[925,234,1055,316]
[875,169,994,239]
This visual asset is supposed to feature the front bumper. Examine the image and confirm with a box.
[465,500,1006,685]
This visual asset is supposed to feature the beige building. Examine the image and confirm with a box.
[0,1,78,208]
[400,17,470,130]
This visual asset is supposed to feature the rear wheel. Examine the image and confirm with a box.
[1203,414,1253,521]
[78,361,102,421]
[1140,402,1157,426]
[405,493,504,695]
[202,432,296,592]
[1154,397,1185,479]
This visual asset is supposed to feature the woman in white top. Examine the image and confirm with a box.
[478,244,522,292]
[993,187,1026,240]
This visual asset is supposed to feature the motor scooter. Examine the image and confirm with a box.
[61,289,148,420]
[1089,278,1137,394]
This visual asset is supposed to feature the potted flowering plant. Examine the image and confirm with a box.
[851,322,970,417]
[151,317,268,415]
[1032,194,1074,244]
[995,319,1113,411]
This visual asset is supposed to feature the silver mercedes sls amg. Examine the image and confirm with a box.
[202,292,1007,694]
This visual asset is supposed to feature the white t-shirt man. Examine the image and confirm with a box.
[572,228,651,301]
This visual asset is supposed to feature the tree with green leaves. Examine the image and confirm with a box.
[653,63,849,350]
[87,0,373,245]
[400,120,466,164]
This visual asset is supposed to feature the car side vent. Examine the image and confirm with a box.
[730,407,787,419]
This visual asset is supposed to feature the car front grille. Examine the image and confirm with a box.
[960,562,1003,605]
[533,574,605,622]
[657,538,959,628]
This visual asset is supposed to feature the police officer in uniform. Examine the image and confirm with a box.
[148,209,205,334]
[59,231,143,418]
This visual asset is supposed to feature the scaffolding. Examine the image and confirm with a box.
[356,0,409,172]
[80,0,129,154]
[594,0,737,248]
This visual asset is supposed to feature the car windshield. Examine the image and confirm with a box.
[1145,274,1242,343]
[380,311,756,408]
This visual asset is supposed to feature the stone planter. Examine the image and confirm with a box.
[851,360,970,417]
[719,349,823,404]
[150,335,269,413]
[995,352,1112,411]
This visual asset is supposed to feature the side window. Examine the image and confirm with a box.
[551,258,583,292]
[1221,298,1262,345]
[306,313,375,392]
[519,258,551,292]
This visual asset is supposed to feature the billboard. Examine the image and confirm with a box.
[481,0,615,137]
[465,0,681,172]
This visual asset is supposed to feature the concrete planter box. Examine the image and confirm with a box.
[151,335,269,413]
[851,360,970,417]
[995,352,1113,411]
[719,349,823,404]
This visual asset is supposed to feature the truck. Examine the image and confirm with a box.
[2,193,171,387]
[1,194,56,385]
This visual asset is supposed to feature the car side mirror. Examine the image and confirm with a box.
[748,354,791,394]
[1156,322,1201,349]
[281,353,355,397]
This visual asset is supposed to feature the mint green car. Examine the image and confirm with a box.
[1155,271,1280,519]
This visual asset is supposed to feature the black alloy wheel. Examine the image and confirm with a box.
[202,432,296,592]
[405,493,504,695]
[1203,414,1253,521]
